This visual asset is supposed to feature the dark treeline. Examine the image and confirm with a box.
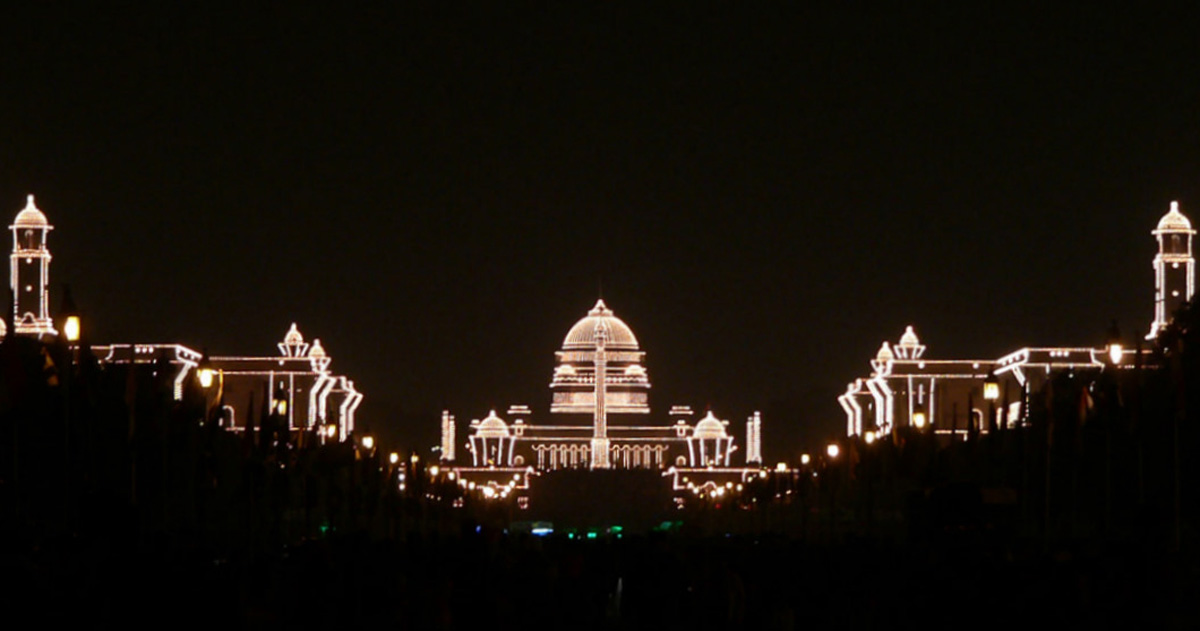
[2,304,1200,627]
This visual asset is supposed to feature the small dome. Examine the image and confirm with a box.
[283,323,304,345]
[624,364,646,377]
[693,411,727,439]
[12,195,49,229]
[309,338,327,359]
[1156,201,1195,233]
[898,326,920,347]
[875,341,894,362]
[476,410,510,438]
[562,299,640,350]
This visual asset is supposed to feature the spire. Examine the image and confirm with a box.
[589,298,612,316]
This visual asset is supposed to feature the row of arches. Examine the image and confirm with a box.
[531,443,675,470]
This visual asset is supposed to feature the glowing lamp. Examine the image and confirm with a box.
[59,284,80,343]
[198,367,214,389]
[325,424,338,438]
[1107,320,1123,365]
[429,465,440,477]
[776,462,788,472]
[275,399,288,415]
[800,454,811,465]
[389,452,399,465]
[983,372,1000,401]
[826,443,840,459]
[912,411,927,429]
[362,435,375,450]
[63,315,80,343]
[864,431,876,444]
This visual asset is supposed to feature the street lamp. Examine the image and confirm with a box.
[362,435,375,451]
[197,352,215,390]
[1107,320,1123,365]
[983,372,1000,402]
[912,410,927,429]
[864,431,876,445]
[800,453,811,466]
[389,452,399,465]
[59,284,80,343]
[826,443,840,459]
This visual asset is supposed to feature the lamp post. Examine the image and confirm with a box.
[825,442,840,541]
[1107,320,1123,366]
[58,285,80,524]
[984,371,1000,434]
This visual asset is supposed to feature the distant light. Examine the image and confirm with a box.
[362,435,375,450]
[800,454,811,465]
[912,412,927,429]
[864,431,876,445]
[62,315,80,342]
[389,452,399,465]
[429,465,440,477]
[198,367,214,389]
[775,462,787,472]
[827,443,840,458]
[983,372,1000,401]
[1109,342,1123,365]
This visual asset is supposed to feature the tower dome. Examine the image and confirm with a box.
[693,411,728,439]
[562,299,640,350]
[875,341,894,363]
[1155,201,1195,234]
[11,195,49,230]
[551,299,651,415]
[475,410,510,438]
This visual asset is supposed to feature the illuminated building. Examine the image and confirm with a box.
[442,299,765,498]
[5,196,363,438]
[840,201,1194,438]
[9,195,56,337]
[1148,201,1195,339]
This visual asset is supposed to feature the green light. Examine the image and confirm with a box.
[610,525,623,533]
[587,531,598,539]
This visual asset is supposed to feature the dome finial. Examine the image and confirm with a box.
[26,194,35,208]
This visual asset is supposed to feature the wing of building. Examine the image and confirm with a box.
[5,196,363,441]
[839,201,1195,439]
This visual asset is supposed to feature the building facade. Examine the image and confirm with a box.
[6,196,363,439]
[442,299,765,495]
[840,201,1195,439]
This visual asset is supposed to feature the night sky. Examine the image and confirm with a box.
[3,5,1198,458]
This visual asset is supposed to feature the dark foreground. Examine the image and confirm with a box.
[5,526,1197,630]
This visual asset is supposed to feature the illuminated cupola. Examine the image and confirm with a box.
[309,338,331,373]
[550,299,650,415]
[687,411,734,467]
[870,341,894,376]
[1148,201,1195,339]
[278,323,310,357]
[9,195,56,337]
[893,325,926,359]
[468,410,514,467]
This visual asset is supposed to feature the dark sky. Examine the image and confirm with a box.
[2,4,1198,458]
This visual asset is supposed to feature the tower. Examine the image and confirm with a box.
[9,195,56,337]
[1148,201,1195,339]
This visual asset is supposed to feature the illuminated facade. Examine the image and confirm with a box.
[5,196,363,439]
[841,201,1193,438]
[9,195,56,337]
[1148,201,1195,339]
[442,299,765,496]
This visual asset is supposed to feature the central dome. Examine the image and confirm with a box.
[562,299,640,350]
